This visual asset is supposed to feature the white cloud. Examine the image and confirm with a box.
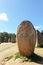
[0,12,8,21]
[34,25,42,29]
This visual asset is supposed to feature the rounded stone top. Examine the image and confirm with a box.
[17,20,35,39]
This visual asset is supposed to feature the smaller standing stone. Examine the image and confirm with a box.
[36,30,42,47]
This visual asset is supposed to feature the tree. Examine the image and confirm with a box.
[8,33,12,42]
[0,33,4,43]
[11,33,16,43]
[2,32,8,42]
[0,32,16,43]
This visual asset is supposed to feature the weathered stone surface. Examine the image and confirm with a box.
[36,30,42,47]
[41,32,43,47]
[16,21,36,57]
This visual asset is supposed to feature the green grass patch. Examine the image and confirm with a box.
[14,53,42,62]
[5,55,13,61]
[36,46,40,48]
[14,53,32,62]
[15,53,20,59]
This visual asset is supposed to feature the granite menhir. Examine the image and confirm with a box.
[16,20,36,57]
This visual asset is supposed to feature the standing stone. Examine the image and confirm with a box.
[16,20,36,57]
[36,30,42,47]
[41,32,43,47]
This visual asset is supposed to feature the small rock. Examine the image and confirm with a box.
[15,58,24,63]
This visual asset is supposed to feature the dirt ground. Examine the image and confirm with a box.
[0,43,43,65]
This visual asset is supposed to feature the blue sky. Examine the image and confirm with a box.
[0,0,43,33]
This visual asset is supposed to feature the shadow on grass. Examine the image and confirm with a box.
[28,53,43,64]
[40,45,43,48]
[15,52,43,64]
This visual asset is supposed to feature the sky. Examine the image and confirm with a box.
[0,0,43,33]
